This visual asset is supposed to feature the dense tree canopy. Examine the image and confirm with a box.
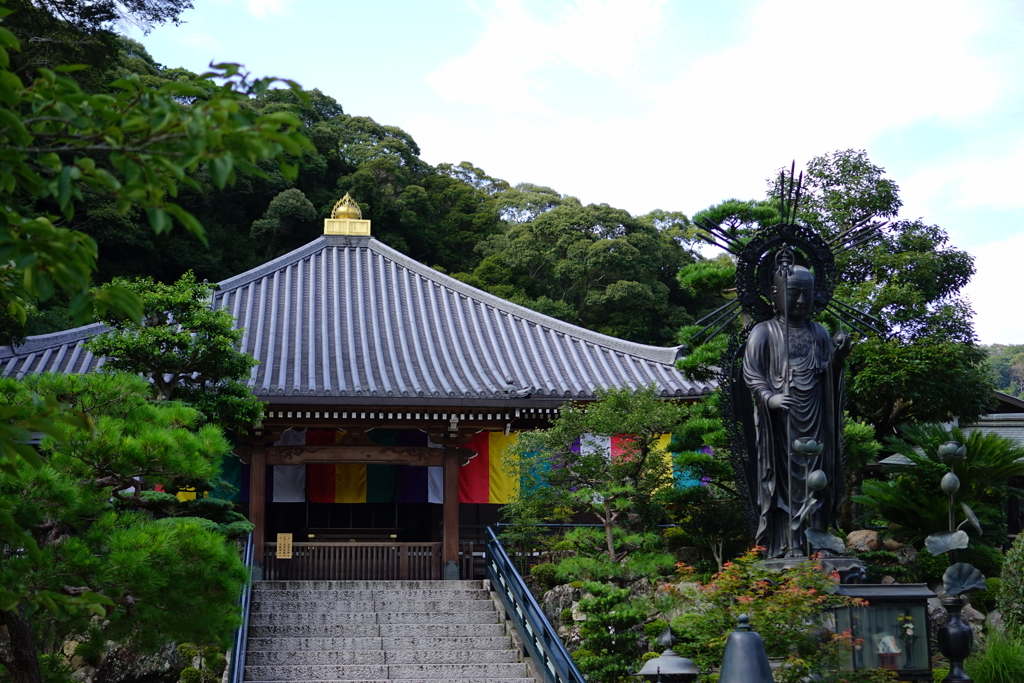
[0,374,248,683]
[85,272,263,428]
[986,344,1024,398]
[679,150,992,438]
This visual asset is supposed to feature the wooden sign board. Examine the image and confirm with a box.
[276,533,293,559]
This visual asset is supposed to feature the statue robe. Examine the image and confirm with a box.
[742,317,845,558]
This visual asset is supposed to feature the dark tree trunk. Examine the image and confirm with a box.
[0,607,41,683]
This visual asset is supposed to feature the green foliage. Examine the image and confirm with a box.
[971,577,1002,613]
[0,373,247,680]
[685,151,989,439]
[783,151,990,436]
[669,549,864,683]
[961,544,1005,579]
[657,484,749,570]
[855,550,919,584]
[985,344,1024,398]
[841,417,882,530]
[469,198,697,344]
[853,424,1024,547]
[0,3,313,342]
[176,643,226,683]
[964,628,1024,683]
[502,386,686,565]
[572,581,645,683]
[530,563,560,592]
[644,619,669,641]
[552,527,675,585]
[86,271,262,427]
[916,551,951,582]
[560,608,574,624]
[998,534,1024,631]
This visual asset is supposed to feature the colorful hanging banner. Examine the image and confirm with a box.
[458,431,520,504]
[226,428,678,506]
[307,463,398,503]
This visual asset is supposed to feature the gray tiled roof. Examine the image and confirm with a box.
[0,235,711,402]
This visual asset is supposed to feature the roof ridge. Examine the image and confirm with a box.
[364,238,683,367]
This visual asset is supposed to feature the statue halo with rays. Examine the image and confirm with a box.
[689,162,887,345]
[687,162,889,557]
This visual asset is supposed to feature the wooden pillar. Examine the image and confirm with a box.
[443,447,460,579]
[250,445,266,567]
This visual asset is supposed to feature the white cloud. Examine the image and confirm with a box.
[246,0,293,19]
[963,232,1024,343]
[902,136,1024,212]
[417,0,1008,215]
[426,0,666,114]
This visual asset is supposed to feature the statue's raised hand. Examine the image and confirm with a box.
[767,393,796,411]
[834,329,852,358]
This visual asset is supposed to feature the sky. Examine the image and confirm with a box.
[130,0,1024,344]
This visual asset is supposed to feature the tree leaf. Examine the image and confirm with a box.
[943,562,986,597]
[924,530,969,556]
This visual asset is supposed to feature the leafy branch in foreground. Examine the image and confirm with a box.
[0,2,313,341]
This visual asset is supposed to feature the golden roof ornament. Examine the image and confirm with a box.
[331,193,362,220]
[324,193,371,236]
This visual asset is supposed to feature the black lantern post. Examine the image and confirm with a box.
[717,614,774,683]
[632,628,700,683]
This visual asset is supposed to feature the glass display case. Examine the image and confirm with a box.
[833,584,935,682]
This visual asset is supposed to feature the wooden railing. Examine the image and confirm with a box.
[262,542,474,580]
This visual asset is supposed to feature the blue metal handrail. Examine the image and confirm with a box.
[485,527,586,683]
[227,532,254,683]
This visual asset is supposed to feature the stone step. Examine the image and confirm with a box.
[248,623,507,639]
[251,599,496,614]
[247,650,519,666]
[253,580,482,591]
[244,663,528,681]
[246,636,513,652]
[251,589,489,602]
[249,611,500,626]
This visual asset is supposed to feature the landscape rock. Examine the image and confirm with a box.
[71,666,96,683]
[92,641,184,683]
[896,545,918,566]
[882,537,903,552]
[962,604,986,626]
[985,609,1005,632]
[542,583,581,625]
[846,530,880,553]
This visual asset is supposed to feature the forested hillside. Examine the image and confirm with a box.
[3,1,994,438]
[987,344,1024,398]
[10,22,701,347]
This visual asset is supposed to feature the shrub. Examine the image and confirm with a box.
[964,628,1024,683]
[668,549,866,683]
[998,535,1024,631]
[972,578,1002,614]
[560,608,574,624]
[857,550,920,583]
[571,582,646,683]
[644,619,669,641]
[961,544,1005,579]
[530,563,560,591]
[916,550,951,582]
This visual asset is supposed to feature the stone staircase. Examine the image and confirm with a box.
[244,580,536,683]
